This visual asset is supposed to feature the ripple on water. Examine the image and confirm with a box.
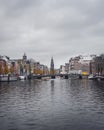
[0,79,104,130]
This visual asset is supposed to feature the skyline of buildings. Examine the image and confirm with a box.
[0,53,104,76]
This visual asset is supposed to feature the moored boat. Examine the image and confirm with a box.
[96,75,104,80]
[0,75,18,82]
[88,74,104,80]
[88,74,97,80]
[18,75,26,80]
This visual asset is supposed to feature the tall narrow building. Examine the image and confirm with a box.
[50,57,54,74]
[23,53,27,63]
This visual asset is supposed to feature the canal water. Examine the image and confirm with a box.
[0,78,104,130]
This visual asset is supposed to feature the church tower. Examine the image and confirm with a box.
[23,53,27,63]
[50,57,54,75]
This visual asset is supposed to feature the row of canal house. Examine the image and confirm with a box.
[0,54,49,76]
[60,54,104,76]
[0,55,8,75]
[90,54,104,75]
[68,55,97,75]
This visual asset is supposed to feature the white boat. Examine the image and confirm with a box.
[18,75,26,80]
[88,74,97,80]
[0,75,18,82]
[95,75,104,80]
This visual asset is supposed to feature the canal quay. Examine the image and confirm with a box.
[0,78,104,130]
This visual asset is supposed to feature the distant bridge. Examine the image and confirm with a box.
[32,73,82,79]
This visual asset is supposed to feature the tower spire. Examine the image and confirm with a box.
[23,53,27,62]
[50,57,54,74]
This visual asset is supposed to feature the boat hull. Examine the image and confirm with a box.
[0,75,18,82]
[18,76,26,80]
[88,74,104,80]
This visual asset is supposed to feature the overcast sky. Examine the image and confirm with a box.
[0,0,104,68]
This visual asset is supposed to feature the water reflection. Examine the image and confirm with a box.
[50,80,54,95]
[0,79,104,130]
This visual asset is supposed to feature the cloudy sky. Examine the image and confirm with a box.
[0,0,104,68]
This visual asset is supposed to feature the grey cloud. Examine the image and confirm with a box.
[0,0,104,68]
